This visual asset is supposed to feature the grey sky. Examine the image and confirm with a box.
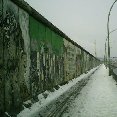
[25,0,117,58]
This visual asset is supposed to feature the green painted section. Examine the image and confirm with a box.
[45,27,52,44]
[29,16,63,55]
[30,16,39,40]
[38,22,46,41]
[52,31,63,55]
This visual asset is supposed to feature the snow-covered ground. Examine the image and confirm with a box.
[17,66,99,117]
[62,64,117,117]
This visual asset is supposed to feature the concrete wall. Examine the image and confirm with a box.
[1,0,30,115]
[0,0,100,116]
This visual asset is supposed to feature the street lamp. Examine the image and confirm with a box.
[106,28,117,41]
[107,0,117,76]
[105,28,117,68]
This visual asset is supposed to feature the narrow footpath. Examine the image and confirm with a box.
[62,64,117,117]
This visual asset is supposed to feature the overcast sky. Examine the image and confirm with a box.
[25,0,117,58]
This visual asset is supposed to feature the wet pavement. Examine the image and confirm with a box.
[62,64,117,117]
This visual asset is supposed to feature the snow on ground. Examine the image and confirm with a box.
[17,66,99,117]
[62,64,117,117]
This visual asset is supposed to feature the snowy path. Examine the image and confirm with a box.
[62,64,117,117]
[17,65,99,117]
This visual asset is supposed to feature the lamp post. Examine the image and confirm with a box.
[105,28,117,69]
[105,42,107,68]
[107,0,117,76]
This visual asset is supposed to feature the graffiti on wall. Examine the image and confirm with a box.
[0,1,30,114]
[0,0,3,115]
[29,16,64,98]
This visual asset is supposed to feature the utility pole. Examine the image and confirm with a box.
[94,40,97,57]
[105,42,107,68]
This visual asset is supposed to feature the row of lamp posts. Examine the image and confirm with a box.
[105,0,117,76]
